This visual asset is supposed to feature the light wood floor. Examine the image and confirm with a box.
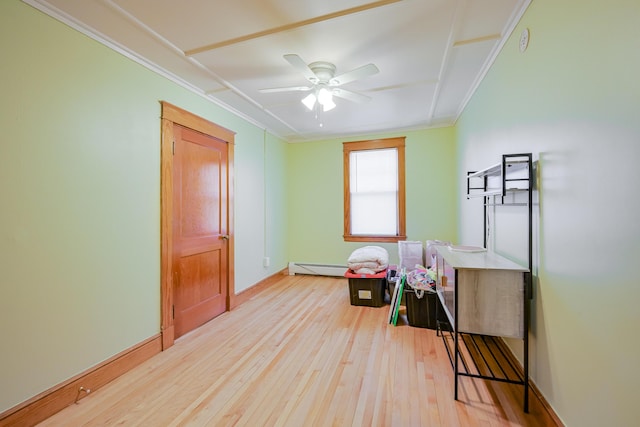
[38,275,557,426]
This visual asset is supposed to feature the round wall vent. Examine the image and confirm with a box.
[519,28,530,52]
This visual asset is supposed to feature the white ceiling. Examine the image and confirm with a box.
[24,0,530,142]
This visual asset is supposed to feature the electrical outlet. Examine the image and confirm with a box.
[263,257,270,268]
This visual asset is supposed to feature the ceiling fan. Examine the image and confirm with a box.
[260,54,379,112]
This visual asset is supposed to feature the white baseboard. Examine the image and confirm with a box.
[288,262,347,277]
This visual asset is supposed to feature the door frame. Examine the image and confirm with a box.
[160,101,235,350]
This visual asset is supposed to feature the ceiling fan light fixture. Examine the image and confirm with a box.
[317,87,335,111]
[317,87,332,104]
[322,98,336,112]
[261,54,380,117]
[302,88,336,112]
[302,93,316,110]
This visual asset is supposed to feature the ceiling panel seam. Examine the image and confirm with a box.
[183,0,404,56]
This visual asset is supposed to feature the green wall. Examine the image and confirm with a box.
[0,0,288,412]
[457,0,640,425]
[286,128,458,266]
[265,132,290,274]
[7,0,636,424]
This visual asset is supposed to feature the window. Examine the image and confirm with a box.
[343,137,406,242]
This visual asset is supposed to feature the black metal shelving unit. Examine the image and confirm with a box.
[440,330,526,385]
[438,153,533,413]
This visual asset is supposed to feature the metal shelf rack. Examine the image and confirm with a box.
[439,152,533,412]
[439,329,525,386]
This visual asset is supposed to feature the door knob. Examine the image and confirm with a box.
[220,235,229,240]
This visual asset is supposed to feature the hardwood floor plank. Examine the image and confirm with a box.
[37,275,559,427]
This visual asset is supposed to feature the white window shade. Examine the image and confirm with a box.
[349,148,398,235]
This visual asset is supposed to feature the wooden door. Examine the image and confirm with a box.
[172,124,228,338]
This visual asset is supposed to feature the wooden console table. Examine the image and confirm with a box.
[435,245,530,411]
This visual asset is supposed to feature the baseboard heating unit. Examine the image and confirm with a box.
[288,262,347,277]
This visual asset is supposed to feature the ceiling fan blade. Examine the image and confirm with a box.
[332,88,371,104]
[259,86,312,93]
[329,63,379,86]
[283,54,319,83]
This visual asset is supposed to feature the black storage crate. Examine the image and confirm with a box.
[404,288,447,329]
[347,275,386,307]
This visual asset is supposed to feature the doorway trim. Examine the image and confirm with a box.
[160,101,235,350]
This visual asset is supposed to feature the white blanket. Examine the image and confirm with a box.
[347,246,389,274]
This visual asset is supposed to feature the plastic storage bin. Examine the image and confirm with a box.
[404,288,447,329]
[425,240,451,267]
[386,266,406,306]
[398,240,424,270]
[345,269,387,307]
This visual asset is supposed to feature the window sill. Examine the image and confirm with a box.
[343,235,407,243]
